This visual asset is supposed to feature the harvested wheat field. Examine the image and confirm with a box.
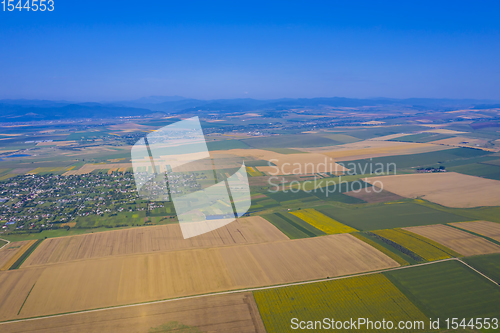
[365,172,500,208]
[63,163,132,175]
[404,225,500,256]
[0,268,45,321]
[0,241,30,270]
[300,140,452,161]
[211,149,348,175]
[0,292,265,333]
[0,240,37,271]
[12,234,397,320]
[23,216,288,267]
[450,221,500,242]
[430,136,496,151]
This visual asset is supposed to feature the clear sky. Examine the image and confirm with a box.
[1,1,499,101]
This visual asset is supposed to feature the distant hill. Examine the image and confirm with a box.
[1,97,499,122]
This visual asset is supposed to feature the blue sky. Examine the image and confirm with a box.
[1,1,499,101]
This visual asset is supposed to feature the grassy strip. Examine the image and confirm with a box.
[276,212,326,237]
[9,239,43,270]
[447,224,500,246]
[367,231,425,262]
[398,229,462,257]
[351,233,409,266]
[17,283,36,315]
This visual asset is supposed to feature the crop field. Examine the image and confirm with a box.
[22,216,288,267]
[253,274,427,333]
[241,134,340,148]
[390,132,453,143]
[430,136,495,151]
[346,147,490,171]
[290,208,357,234]
[450,221,500,242]
[0,241,30,269]
[448,162,500,180]
[404,224,500,256]
[463,253,500,284]
[302,140,451,161]
[5,234,398,320]
[344,188,404,203]
[310,180,371,204]
[0,240,37,271]
[384,260,500,326]
[1,292,266,333]
[63,162,132,175]
[246,166,264,177]
[351,233,409,266]
[315,202,468,231]
[372,229,459,261]
[206,139,250,150]
[365,172,500,208]
[262,212,326,239]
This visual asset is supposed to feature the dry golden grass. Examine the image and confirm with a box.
[10,234,397,320]
[0,240,37,271]
[300,140,452,161]
[0,241,30,270]
[450,221,500,242]
[0,292,265,333]
[365,172,500,208]
[405,224,500,256]
[22,217,288,267]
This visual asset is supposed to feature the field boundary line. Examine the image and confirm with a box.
[0,258,457,325]
[457,259,499,286]
[0,238,10,251]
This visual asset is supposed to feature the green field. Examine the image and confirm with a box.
[448,162,500,180]
[206,139,250,150]
[345,147,491,171]
[310,180,370,204]
[352,232,415,265]
[66,131,111,140]
[384,261,500,327]
[315,201,469,231]
[390,132,454,143]
[0,239,7,248]
[253,274,428,333]
[338,125,429,140]
[262,212,326,238]
[242,134,340,148]
[463,254,500,284]
[267,189,317,202]
[317,133,361,143]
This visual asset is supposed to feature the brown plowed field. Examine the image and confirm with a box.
[450,221,500,242]
[22,216,288,267]
[404,224,500,256]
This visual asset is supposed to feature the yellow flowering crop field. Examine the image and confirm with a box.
[372,228,457,261]
[253,274,427,333]
[290,208,357,234]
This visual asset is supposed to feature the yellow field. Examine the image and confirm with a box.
[3,234,398,320]
[0,241,30,270]
[373,229,456,261]
[254,274,427,333]
[404,224,500,256]
[365,172,500,208]
[290,208,357,234]
[22,216,288,267]
[450,221,500,242]
[26,166,72,175]
[0,240,37,271]
[246,166,263,177]
[0,292,265,333]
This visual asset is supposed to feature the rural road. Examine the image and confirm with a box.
[0,238,10,251]
[0,257,497,325]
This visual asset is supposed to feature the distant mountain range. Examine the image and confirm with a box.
[0,97,499,123]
